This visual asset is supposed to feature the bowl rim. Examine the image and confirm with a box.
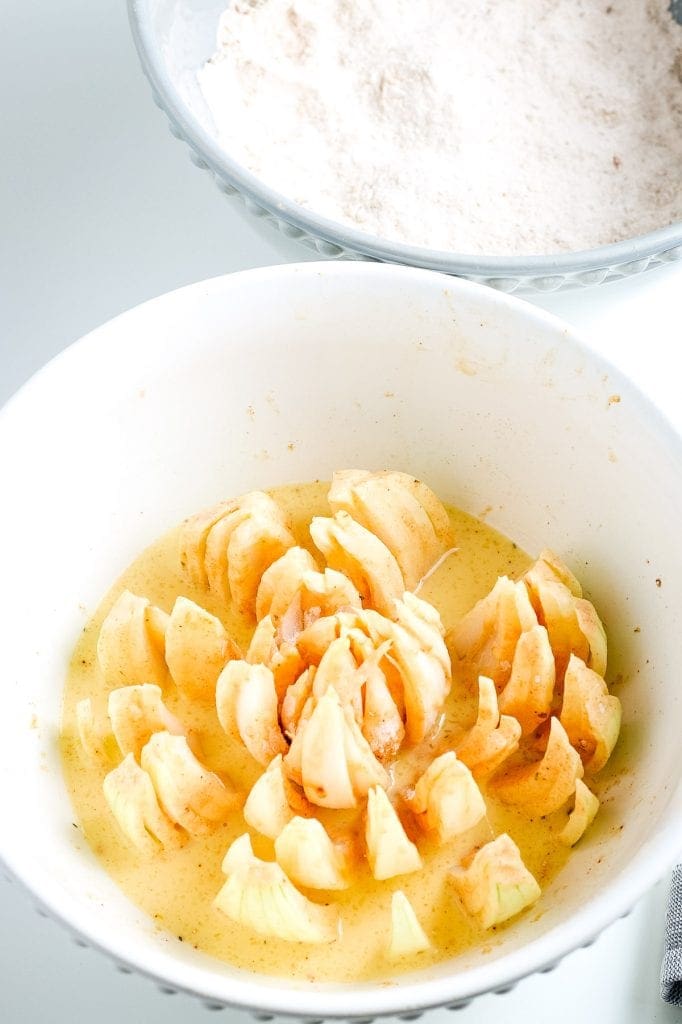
[127,0,682,281]
[3,262,682,1017]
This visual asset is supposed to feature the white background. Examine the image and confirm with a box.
[1,1,682,1021]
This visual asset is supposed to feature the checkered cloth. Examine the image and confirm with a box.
[661,867,682,1004]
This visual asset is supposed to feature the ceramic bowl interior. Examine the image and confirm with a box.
[128,0,682,291]
[1,263,682,1018]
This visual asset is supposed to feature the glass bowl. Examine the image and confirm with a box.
[128,0,682,292]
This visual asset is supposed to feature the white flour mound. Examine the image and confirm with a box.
[198,0,682,255]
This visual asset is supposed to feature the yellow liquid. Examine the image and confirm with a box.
[61,482,570,982]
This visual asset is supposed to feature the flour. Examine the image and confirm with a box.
[198,0,682,256]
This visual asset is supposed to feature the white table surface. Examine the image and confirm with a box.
[1,1,682,1021]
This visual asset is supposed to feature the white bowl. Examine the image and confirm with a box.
[1,262,682,1018]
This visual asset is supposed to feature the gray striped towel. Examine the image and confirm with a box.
[662,866,682,1005]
